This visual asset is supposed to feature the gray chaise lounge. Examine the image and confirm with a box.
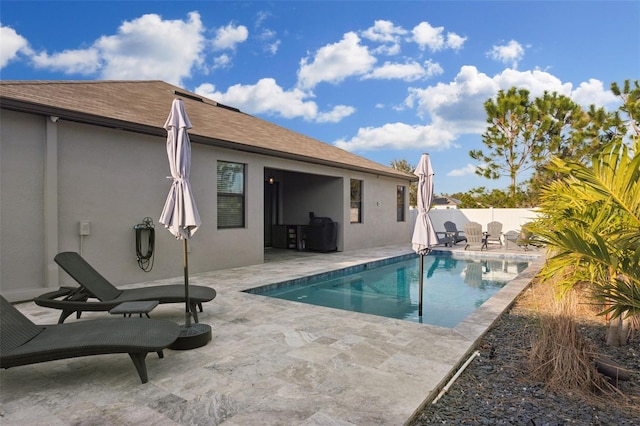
[0,296,179,383]
[35,252,216,323]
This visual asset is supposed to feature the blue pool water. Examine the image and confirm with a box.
[246,253,531,328]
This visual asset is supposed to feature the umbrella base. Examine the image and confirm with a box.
[168,323,212,350]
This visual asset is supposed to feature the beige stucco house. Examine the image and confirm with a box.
[0,80,415,301]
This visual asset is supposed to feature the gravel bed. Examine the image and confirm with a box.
[410,300,640,425]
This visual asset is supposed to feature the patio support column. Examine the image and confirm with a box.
[44,116,59,288]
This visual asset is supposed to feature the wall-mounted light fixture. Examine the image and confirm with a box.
[267,176,275,184]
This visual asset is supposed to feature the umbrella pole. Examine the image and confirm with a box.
[418,254,424,317]
[169,237,211,350]
[183,238,191,327]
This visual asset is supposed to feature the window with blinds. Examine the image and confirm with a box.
[217,161,245,228]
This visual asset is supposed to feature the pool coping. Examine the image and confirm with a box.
[1,243,545,425]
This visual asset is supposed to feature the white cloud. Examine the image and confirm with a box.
[255,11,270,28]
[195,78,354,123]
[265,39,281,55]
[405,65,497,134]
[316,105,356,123]
[410,21,466,52]
[334,122,457,152]
[24,12,206,85]
[212,22,248,50]
[494,68,572,97]
[447,164,478,177]
[361,20,407,43]
[342,66,616,154]
[0,25,31,68]
[571,78,618,108]
[31,48,101,74]
[365,59,443,82]
[95,12,205,85]
[361,20,407,55]
[256,27,280,55]
[297,32,376,90]
[213,53,231,69]
[446,33,467,51]
[487,40,525,69]
[372,43,401,55]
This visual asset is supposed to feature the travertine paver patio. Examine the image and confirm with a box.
[0,243,543,425]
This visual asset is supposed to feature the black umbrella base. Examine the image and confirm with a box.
[168,323,212,350]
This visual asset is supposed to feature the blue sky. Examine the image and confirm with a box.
[2,1,639,194]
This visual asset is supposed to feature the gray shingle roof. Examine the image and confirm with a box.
[0,80,414,180]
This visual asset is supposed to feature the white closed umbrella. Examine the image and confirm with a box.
[159,98,210,349]
[411,153,438,316]
[160,98,201,240]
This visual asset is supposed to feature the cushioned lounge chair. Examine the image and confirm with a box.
[0,295,179,383]
[35,252,216,324]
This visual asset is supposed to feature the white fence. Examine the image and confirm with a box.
[409,207,541,241]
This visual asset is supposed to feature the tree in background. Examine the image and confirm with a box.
[524,92,592,198]
[612,79,640,136]
[469,81,637,206]
[390,158,417,207]
[471,88,589,203]
[470,87,543,200]
[395,80,637,209]
[447,186,537,209]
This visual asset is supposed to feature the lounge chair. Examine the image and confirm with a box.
[464,222,487,251]
[485,221,503,246]
[443,221,467,245]
[35,252,216,324]
[0,295,179,383]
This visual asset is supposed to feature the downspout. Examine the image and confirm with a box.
[44,115,59,289]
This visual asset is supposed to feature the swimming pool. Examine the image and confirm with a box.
[246,252,532,327]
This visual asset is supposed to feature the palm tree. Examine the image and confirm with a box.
[530,135,639,346]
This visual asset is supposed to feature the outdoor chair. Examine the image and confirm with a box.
[443,221,467,245]
[505,225,543,251]
[504,230,520,249]
[433,230,453,246]
[35,252,217,324]
[464,222,487,251]
[485,221,503,245]
[0,295,179,383]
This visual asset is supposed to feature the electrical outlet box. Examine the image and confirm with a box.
[79,221,91,236]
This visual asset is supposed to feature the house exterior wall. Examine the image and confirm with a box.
[0,108,413,301]
[342,173,410,251]
[1,111,47,298]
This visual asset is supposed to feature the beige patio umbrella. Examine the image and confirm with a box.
[411,153,438,316]
[159,98,211,349]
